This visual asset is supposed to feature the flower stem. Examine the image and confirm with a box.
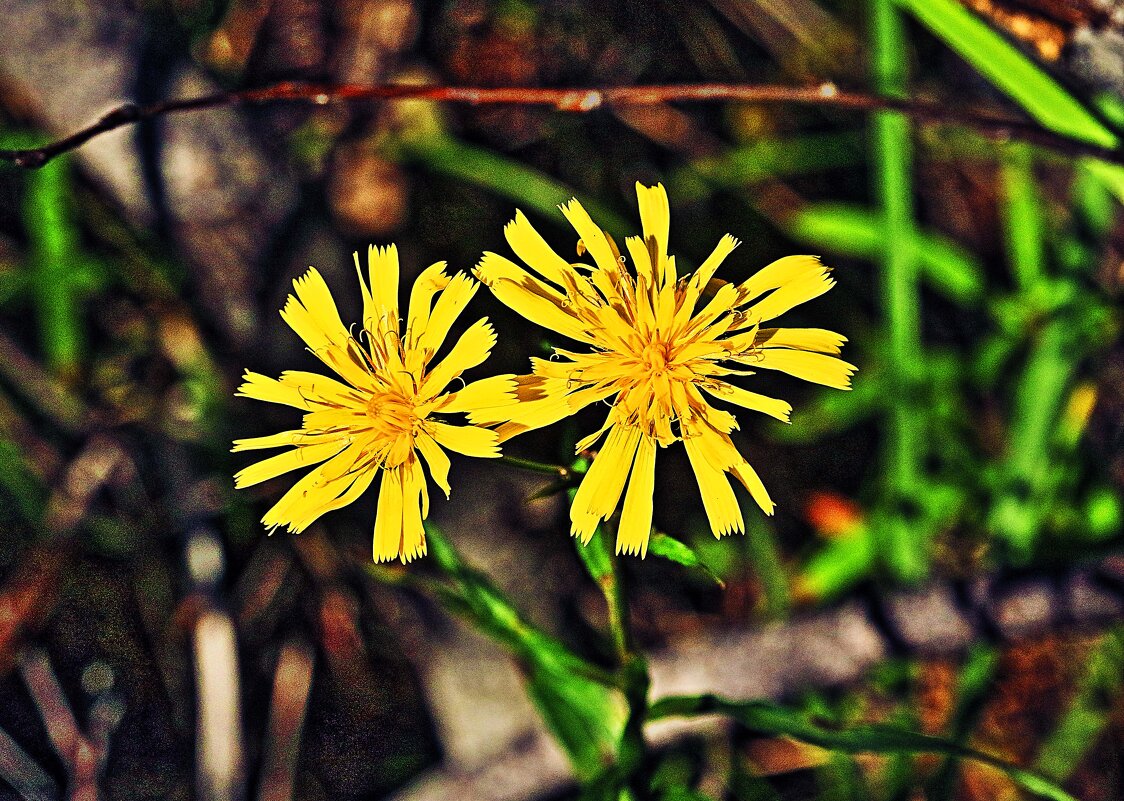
[498,454,572,478]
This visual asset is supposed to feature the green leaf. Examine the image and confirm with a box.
[894,0,1118,148]
[419,523,628,779]
[648,533,724,587]
[648,695,1079,801]
[672,132,864,200]
[395,133,630,233]
[789,203,985,304]
[1081,159,1124,207]
[1035,626,1124,781]
[796,525,876,601]
[999,142,1045,290]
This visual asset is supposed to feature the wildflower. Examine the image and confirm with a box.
[233,246,513,563]
[475,183,854,556]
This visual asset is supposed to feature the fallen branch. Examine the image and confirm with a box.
[1,81,1121,169]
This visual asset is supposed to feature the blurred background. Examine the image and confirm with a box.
[0,0,1123,799]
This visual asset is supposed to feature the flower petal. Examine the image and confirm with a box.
[415,430,452,498]
[750,327,847,354]
[617,435,657,557]
[420,318,496,400]
[257,440,374,531]
[570,424,641,542]
[400,458,428,562]
[561,197,620,276]
[373,467,405,563]
[412,271,479,369]
[736,255,823,304]
[744,262,834,323]
[231,429,340,452]
[281,269,372,389]
[635,182,672,287]
[427,421,501,458]
[683,430,744,537]
[439,374,517,419]
[404,261,451,355]
[475,252,596,345]
[234,439,348,489]
[747,349,856,390]
[369,244,400,324]
[505,210,571,286]
[699,381,792,423]
[236,371,311,410]
[730,457,774,516]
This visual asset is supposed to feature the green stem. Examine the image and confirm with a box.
[871,0,928,582]
[597,530,632,664]
[872,0,922,495]
[498,454,573,478]
[1000,141,1045,291]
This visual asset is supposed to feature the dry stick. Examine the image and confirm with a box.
[0,81,1122,169]
[0,725,58,801]
[256,641,315,801]
[19,649,104,801]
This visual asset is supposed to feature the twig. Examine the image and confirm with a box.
[0,724,58,801]
[193,609,245,801]
[1,81,1121,169]
[257,640,315,801]
[0,330,89,434]
[19,649,110,801]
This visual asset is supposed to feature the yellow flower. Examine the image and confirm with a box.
[233,245,514,563]
[475,183,854,556]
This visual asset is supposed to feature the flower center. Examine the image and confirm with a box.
[366,390,419,465]
[639,339,672,375]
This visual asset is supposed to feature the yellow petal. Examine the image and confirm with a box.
[419,318,496,400]
[373,467,405,563]
[560,197,620,276]
[415,430,452,498]
[399,458,428,562]
[412,271,478,369]
[234,439,348,489]
[257,441,375,532]
[744,263,834,323]
[368,243,400,325]
[231,429,339,452]
[617,435,657,557]
[475,252,595,345]
[730,457,774,516]
[427,421,501,458]
[673,234,739,333]
[280,269,372,388]
[635,182,672,287]
[505,210,571,286]
[699,381,792,423]
[279,370,367,405]
[405,261,451,355]
[442,374,517,419]
[570,425,641,542]
[736,255,823,304]
[748,327,847,354]
[749,349,856,390]
[284,455,379,533]
[493,381,615,441]
[236,371,311,410]
[683,432,744,537]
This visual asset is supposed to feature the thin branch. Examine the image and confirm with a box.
[1,81,1121,169]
